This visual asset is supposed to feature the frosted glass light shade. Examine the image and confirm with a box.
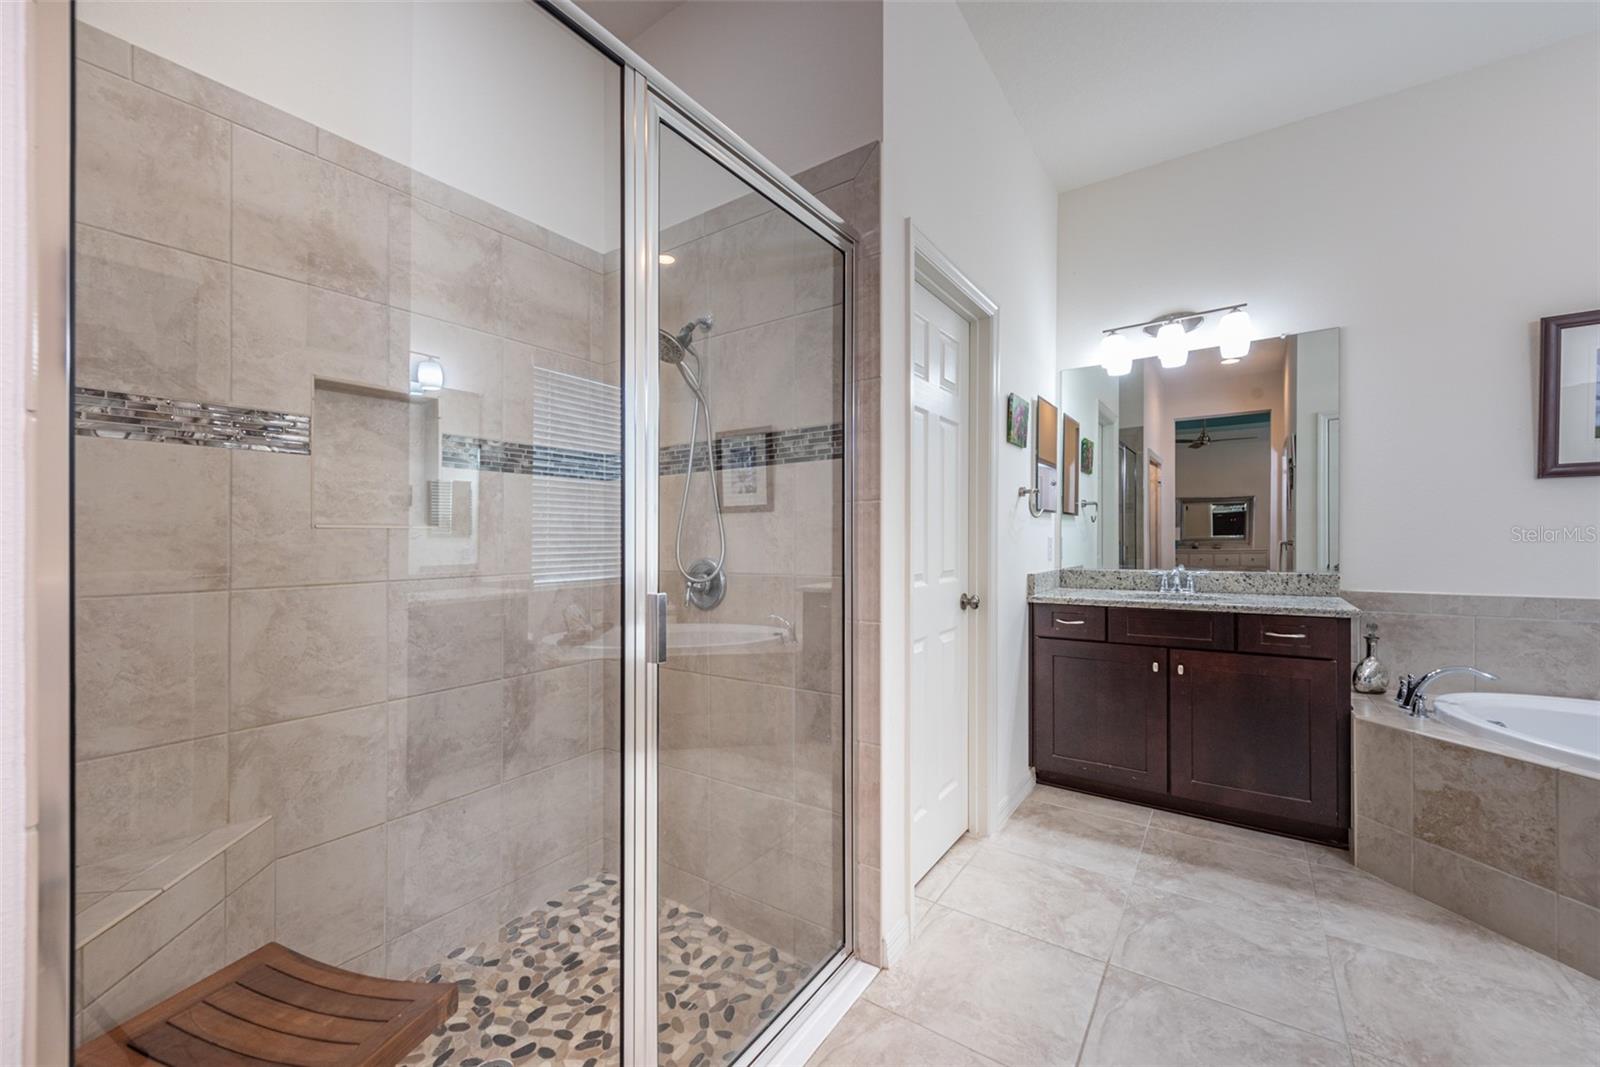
[1100,332,1134,376]
[1155,320,1188,369]
[1217,307,1253,361]
[413,356,445,393]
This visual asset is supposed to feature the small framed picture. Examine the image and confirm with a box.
[717,427,776,512]
[1006,393,1029,448]
[1537,309,1600,476]
[1081,436,1095,475]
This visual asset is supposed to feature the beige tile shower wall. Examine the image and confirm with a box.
[71,27,618,1032]
[1352,702,1600,980]
[1344,590,1600,700]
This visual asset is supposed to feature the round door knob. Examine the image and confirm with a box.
[960,593,980,610]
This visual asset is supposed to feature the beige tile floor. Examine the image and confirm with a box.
[808,784,1600,1066]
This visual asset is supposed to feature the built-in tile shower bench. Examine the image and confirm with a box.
[75,818,276,1041]
[1027,568,1357,845]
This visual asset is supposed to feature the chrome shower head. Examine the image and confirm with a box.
[660,315,714,365]
[658,329,689,365]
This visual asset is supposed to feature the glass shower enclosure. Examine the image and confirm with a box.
[66,3,852,1064]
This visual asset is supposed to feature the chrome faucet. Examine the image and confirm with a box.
[1158,564,1196,595]
[1394,665,1499,717]
[766,613,796,644]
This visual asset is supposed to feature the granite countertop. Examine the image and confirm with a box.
[1026,567,1359,617]
[1028,586,1360,618]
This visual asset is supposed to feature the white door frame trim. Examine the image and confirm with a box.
[901,220,999,946]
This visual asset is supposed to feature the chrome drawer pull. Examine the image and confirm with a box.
[1264,630,1307,639]
[1053,617,1086,626]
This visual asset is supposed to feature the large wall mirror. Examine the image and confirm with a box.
[1058,328,1341,574]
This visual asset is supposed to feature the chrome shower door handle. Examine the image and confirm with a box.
[646,592,668,664]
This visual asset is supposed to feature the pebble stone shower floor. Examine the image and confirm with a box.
[400,878,816,1067]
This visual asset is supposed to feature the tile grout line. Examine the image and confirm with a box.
[1308,866,1360,1058]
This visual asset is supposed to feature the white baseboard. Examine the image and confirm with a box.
[882,913,912,966]
[752,957,878,1067]
[995,769,1035,829]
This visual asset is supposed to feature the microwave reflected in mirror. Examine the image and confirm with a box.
[1059,328,1340,574]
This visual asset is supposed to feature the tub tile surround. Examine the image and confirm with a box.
[810,782,1600,1067]
[1352,696,1600,979]
[72,25,880,1041]
[1344,589,1600,700]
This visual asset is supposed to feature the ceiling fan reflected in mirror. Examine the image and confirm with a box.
[1178,419,1261,450]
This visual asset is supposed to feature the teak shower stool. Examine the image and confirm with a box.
[76,942,459,1066]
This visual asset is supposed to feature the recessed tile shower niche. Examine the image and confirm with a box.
[310,376,482,545]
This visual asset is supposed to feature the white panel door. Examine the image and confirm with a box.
[909,282,970,885]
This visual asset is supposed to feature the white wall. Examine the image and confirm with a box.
[78,1,620,252]
[1058,33,1600,597]
[624,0,884,177]
[881,0,1059,956]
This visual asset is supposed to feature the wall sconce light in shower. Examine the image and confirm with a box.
[412,355,445,395]
[658,253,676,266]
[1098,304,1252,376]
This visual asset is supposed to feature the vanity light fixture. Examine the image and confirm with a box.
[412,355,445,394]
[1154,320,1189,369]
[1098,303,1252,376]
[1099,331,1135,376]
[1217,305,1253,362]
[659,253,676,265]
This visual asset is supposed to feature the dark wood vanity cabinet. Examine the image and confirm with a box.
[1029,603,1351,844]
[1032,641,1167,793]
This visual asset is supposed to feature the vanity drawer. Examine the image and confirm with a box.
[1236,614,1341,659]
[1107,608,1235,650]
[1032,603,1107,641]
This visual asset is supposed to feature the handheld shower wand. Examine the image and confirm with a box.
[657,316,727,609]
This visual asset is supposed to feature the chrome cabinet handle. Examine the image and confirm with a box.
[1264,631,1307,640]
[1151,661,1160,673]
[1052,615,1084,626]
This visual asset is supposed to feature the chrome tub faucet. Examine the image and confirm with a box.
[1394,665,1499,717]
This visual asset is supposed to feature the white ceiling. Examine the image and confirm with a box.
[578,0,685,42]
[959,1,1600,191]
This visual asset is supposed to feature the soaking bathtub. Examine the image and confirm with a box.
[1431,692,1600,775]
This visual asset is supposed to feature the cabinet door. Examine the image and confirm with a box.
[1169,650,1340,825]
[1032,639,1167,792]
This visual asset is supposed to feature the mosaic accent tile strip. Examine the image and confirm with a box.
[76,385,843,482]
[399,878,815,1067]
[443,435,623,482]
[74,387,311,454]
[444,423,845,481]
[659,423,845,477]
